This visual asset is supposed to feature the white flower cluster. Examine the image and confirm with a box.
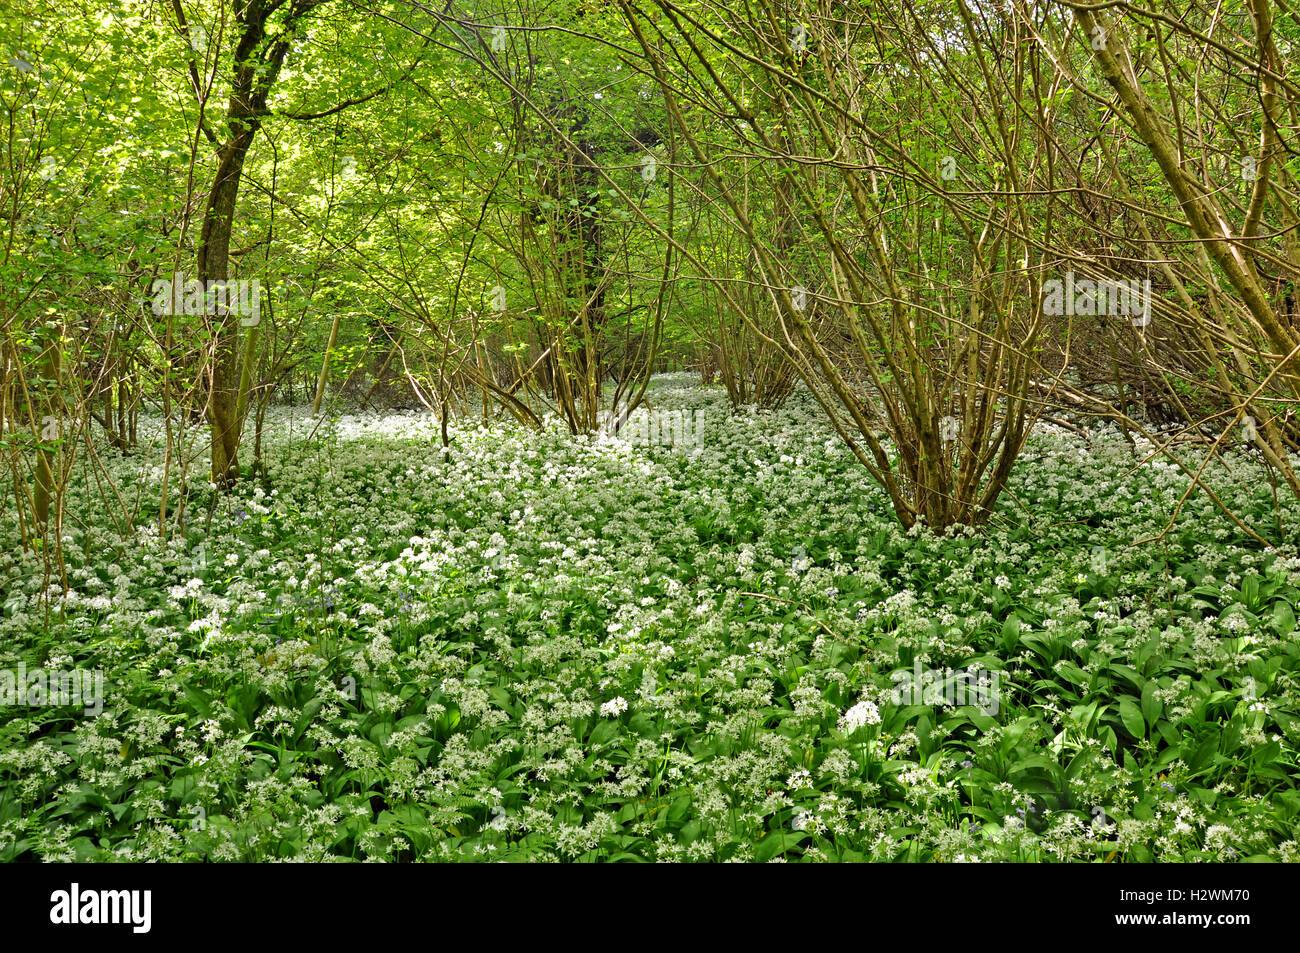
[600,696,629,718]
[839,699,881,732]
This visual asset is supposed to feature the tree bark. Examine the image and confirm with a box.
[197,0,323,483]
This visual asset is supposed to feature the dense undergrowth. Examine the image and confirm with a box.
[1,376,1298,861]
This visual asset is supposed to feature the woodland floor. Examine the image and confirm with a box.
[1,375,1298,861]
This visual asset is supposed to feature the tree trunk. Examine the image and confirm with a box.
[196,0,322,483]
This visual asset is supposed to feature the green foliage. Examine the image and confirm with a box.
[1,382,1298,861]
